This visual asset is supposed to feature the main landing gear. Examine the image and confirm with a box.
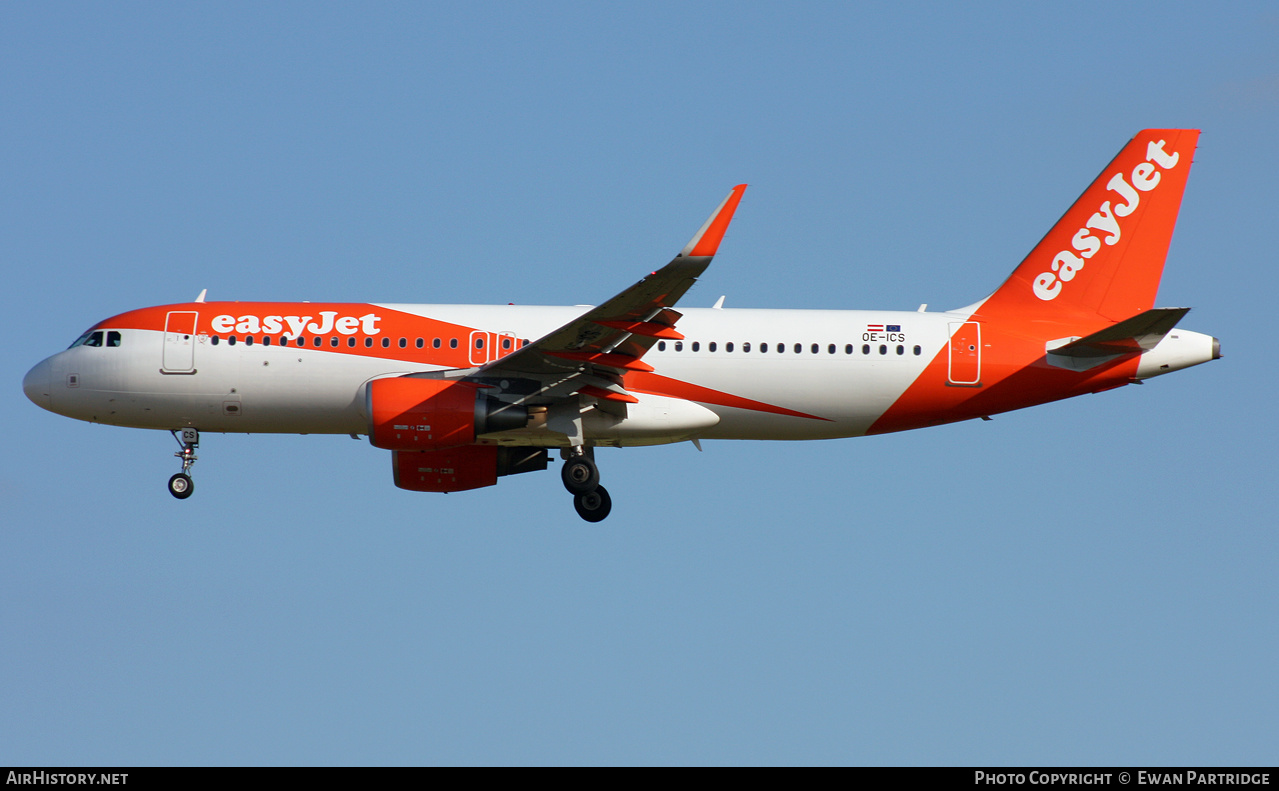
[561,447,610,522]
[168,428,199,500]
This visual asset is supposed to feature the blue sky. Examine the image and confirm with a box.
[2,2,1276,765]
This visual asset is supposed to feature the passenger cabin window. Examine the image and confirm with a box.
[449,338,458,349]
[382,337,391,348]
[313,337,322,347]
[726,342,734,352]
[760,343,768,353]
[709,342,717,352]
[743,342,751,352]
[432,338,441,349]
[244,335,254,346]
[658,341,666,351]
[365,338,373,348]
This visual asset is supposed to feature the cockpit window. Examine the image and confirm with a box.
[69,329,121,348]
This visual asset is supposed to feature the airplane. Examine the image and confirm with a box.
[23,129,1219,522]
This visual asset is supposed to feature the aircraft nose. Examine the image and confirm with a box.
[23,358,52,410]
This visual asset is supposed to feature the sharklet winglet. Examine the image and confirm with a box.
[679,185,747,258]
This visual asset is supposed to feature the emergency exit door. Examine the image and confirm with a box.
[163,311,198,373]
[947,321,981,386]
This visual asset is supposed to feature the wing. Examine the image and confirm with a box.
[465,185,747,405]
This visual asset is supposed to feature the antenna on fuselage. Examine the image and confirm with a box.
[194,289,207,303]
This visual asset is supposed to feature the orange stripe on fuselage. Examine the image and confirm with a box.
[91,302,523,367]
[868,319,1140,434]
[625,371,831,421]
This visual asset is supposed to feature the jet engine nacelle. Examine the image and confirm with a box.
[392,445,549,492]
[367,377,528,451]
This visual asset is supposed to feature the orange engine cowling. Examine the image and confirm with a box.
[393,446,498,492]
[393,446,549,493]
[367,377,528,451]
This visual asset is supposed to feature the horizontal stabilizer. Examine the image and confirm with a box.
[1046,307,1190,370]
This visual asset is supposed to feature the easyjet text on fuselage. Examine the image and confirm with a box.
[208,311,382,338]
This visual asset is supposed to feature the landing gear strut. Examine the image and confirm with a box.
[561,447,610,522]
[168,428,198,500]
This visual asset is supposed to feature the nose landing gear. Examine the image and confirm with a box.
[168,428,199,500]
[561,447,610,522]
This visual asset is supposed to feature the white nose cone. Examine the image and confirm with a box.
[23,358,52,410]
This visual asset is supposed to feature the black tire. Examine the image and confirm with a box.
[573,485,612,522]
[561,455,600,494]
[168,473,194,500]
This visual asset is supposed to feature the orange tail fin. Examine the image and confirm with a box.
[981,129,1199,323]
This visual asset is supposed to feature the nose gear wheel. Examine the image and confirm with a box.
[168,473,194,499]
[168,428,199,500]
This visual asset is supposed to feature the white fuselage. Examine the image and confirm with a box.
[25,304,960,445]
